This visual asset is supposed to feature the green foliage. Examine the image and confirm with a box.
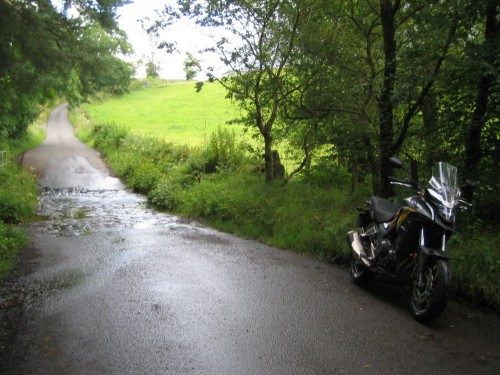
[88,122,129,154]
[449,229,500,311]
[0,0,131,139]
[0,124,43,277]
[0,223,28,276]
[206,126,246,172]
[0,83,39,138]
[177,173,367,260]
[149,178,182,211]
[0,167,38,224]
[145,61,160,79]
[302,160,352,190]
[183,53,202,81]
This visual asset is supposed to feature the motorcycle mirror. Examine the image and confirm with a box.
[464,179,477,188]
[461,179,477,202]
[388,157,404,169]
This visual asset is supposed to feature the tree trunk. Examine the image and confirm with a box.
[464,0,498,181]
[263,134,273,182]
[422,91,439,167]
[378,0,398,197]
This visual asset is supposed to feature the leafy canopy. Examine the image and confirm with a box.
[0,0,132,139]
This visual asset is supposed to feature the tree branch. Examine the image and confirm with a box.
[391,17,458,154]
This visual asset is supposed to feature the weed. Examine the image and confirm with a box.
[0,122,43,277]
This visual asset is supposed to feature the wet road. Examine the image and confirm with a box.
[5,104,500,374]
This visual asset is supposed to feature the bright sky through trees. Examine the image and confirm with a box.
[117,0,227,79]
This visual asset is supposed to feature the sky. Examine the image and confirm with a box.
[116,0,225,80]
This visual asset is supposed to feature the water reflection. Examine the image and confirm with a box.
[33,188,178,236]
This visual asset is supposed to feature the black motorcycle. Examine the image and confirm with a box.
[347,157,472,323]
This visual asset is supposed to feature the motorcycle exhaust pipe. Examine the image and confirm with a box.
[347,231,370,266]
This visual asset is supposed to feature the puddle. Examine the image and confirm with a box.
[32,188,179,236]
[26,269,86,301]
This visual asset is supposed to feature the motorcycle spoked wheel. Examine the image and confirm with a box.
[410,259,451,323]
[350,251,374,285]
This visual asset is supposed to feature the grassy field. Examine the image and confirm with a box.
[84,80,242,145]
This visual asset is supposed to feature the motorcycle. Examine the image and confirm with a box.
[347,157,473,323]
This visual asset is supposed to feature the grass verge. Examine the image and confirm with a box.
[0,114,46,277]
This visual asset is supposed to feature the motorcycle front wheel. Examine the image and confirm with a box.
[410,258,451,323]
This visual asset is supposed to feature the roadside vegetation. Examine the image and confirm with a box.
[73,80,499,312]
[0,119,45,277]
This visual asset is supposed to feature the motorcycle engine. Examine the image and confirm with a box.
[377,238,392,257]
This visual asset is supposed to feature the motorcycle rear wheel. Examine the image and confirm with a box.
[410,259,451,323]
[350,252,374,285]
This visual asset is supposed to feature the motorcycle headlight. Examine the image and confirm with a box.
[428,188,457,222]
[436,202,456,222]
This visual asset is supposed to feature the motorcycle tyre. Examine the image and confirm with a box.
[410,258,451,324]
[350,251,374,286]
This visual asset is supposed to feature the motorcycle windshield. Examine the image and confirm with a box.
[428,162,459,221]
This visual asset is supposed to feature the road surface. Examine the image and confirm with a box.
[1,104,498,374]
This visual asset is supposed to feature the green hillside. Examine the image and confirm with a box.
[84,80,242,145]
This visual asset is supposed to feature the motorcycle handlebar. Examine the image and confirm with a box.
[459,198,473,211]
[388,176,420,190]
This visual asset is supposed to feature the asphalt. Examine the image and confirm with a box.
[0,104,498,374]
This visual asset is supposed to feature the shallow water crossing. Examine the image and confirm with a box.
[35,188,180,236]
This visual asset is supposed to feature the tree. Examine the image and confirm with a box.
[282,0,381,189]
[72,24,132,98]
[183,52,202,81]
[464,0,499,182]
[375,0,459,196]
[146,60,160,78]
[433,0,499,218]
[147,0,498,210]
[154,0,315,181]
[0,0,131,138]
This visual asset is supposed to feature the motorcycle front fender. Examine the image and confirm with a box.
[421,246,450,260]
[416,246,450,278]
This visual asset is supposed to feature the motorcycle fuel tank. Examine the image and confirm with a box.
[393,198,432,258]
[402,196,434,222]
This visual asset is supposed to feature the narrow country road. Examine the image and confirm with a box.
[2,104,499,374]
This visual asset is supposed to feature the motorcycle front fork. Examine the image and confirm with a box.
[415,229,448,286]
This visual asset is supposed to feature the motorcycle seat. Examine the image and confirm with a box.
[369,196,399,223]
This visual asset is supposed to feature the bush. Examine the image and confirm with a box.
[0,166,38,224]
[303,161,352,190]
[450,229,500,311]
[0,125,42,277]
[89,122,129,154]
[149,178,182,211]
[206,126,246,171]
[0,222,28,275]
